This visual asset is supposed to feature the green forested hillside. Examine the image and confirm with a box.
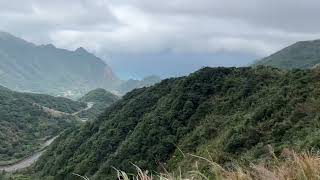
[33,66,320,179]
[78,88,119,104]
[0,86,85,164]
[77,88,120,120]
[255,39,320,69]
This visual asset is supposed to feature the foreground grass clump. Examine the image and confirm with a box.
[116,150,320,180]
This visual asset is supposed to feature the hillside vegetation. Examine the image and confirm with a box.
[0,86,86,164]
[77,88,120,120]
[255,39,320,69]
[113,150,320,180]
[33,66,320,179]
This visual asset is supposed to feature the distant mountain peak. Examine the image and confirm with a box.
[116,75,161,94]
[75,47,89,54]
[45,44,56,48]
[0,31,36,47]
[254,39,320,69]
[0,32,120,98]
[143,75,161,81]
[0,31,18,40]
[39,44,56,49]
[0,31,12,38]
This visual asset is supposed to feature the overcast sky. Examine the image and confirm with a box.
[1,0,320,78]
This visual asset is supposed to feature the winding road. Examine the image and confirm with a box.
[33,102,94,118]
[72,102,94,116]
[0,136,57,172]
[0,102,94,172]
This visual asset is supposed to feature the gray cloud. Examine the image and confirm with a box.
[1,0,320,55]
[133,0,320,32]
[0,0,319,77]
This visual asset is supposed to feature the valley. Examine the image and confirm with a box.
[0,136,57,172]
[34,101,95,120]
[3,48,320,179]
[0,86,85,164]
[72,102,95,116]
[0,87,113,172]
[0,5,319,179]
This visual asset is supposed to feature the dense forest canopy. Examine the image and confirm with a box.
[0,86,85,164]
[31,66,320,179]
[77,88,120,120]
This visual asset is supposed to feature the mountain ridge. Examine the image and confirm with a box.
[0,31,162,98]
[254,39,320,69]
[0,31,120,98]
[31,66,320,179]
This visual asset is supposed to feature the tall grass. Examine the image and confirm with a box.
[114,149,320,180]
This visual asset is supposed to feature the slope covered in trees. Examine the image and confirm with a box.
[255,39,320,69]
[77,88,120,120]
[33,66,320,179]
[0,86,86,164]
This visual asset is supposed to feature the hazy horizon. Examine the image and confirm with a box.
[1,0,320,78]
[0,30,259,79]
